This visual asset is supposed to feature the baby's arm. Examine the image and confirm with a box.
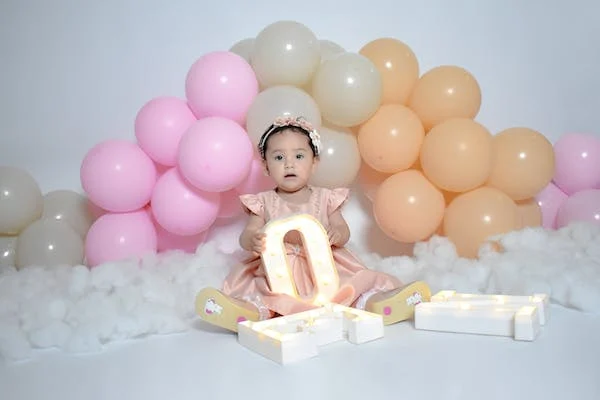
[239,213,267,254]
[327,209,351,247]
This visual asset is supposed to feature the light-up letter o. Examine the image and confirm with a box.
[261,213,339,305]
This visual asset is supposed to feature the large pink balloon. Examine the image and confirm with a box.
[556,189,600,228]
[185,51,259,125]
[85,209,157,267]
[178,117,254,192]
[80,140,157,212]
[553,133,600,195]
[535,182,568,229]
[234,157,275,194]
[151,168,220,236]
[134,96,197,166]
[155,222,208,254]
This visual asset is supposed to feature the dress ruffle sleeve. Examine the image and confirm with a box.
[326,187,350,215]
[239,193,265,218]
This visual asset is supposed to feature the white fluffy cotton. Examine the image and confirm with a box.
[1,222,599,361]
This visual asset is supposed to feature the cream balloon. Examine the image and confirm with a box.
[42,190,95,238]
[303,40,346,95]
[16,219,84,269]
[0,166,43,235]
[229,38,254,62]
[0,235,17,267]
[250,20,320,88]
[312,52,382,127]
[245,85,322,147]
[310,125,361,188]
[319,39,345,62]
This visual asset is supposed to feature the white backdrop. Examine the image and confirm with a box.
[1,0,599,254]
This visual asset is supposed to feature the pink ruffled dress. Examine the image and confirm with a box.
[222,186,402,318]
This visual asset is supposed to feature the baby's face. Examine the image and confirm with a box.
[263,129,317,193]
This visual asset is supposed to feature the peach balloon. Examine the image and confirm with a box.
[442,189,460,205]
[357,162,392,201]
[516,198,542,229]
[373,170,445,243]
[420,118,493,192]
[486,127,555,201]
[359,38,419,105]
[357,104,425,173]
[408,65,482,131]
[443,187,519,258]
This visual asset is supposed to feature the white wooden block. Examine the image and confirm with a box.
[431,291,549,325]
[414,302,541,341]
[238,304,384,364]
[514,305,541,341]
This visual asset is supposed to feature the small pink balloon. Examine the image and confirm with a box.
[217,189,244,220]
[178,117,254,192]
[151,168,220,236]
[234,157,275,194]
[134,96,197,166]
[553,133,600,195]
[535,182,568,229]
[85,209,157,267]
[80,140,157,212]
[556,189,600,228]
[185,51,259,125]
[155,222,208,253]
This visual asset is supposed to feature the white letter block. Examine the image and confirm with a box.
[431,290,549,325]
[414,302,541,341]
[238,304,384,365]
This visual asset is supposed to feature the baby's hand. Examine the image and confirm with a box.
[252,232,266,255]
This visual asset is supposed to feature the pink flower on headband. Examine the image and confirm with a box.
[258,116,322,157]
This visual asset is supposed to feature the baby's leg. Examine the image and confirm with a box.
[363,281,432,325]
[195,287,269,332]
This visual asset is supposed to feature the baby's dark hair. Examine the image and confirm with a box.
[257,116,322,160]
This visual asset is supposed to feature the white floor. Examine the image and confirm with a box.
[2,304,598,400]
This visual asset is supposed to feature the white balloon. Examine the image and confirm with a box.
[42,190,95,238]
[319,39,345,62]
[250,21,320,88]
[0,166,43,235]
[312,53,382,127]
[245,85,322,146]
[310,125,361,188]
[230,38,254,62]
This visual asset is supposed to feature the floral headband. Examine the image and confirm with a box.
[257,116,322,159]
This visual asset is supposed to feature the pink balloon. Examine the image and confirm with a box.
[155,162,170,181]
[135,96,197,167]
[85,209,157,267]
[151,168,220,236]
[217,189,244,220]
[556,189,600,228]
[185,51,258,125]
[535,182,568,229]
[235,157,276,194]
[553,133,600,195]
[155,222,208,253]
[80,140,157,212]
[178,117,254,192]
